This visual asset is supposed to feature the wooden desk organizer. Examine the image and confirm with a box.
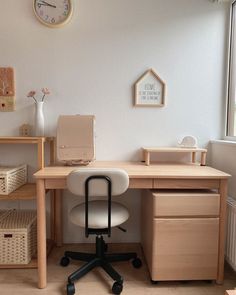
[142,147,207,166]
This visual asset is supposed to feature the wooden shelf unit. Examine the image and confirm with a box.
[0,137,56,269]
[0,239,54,269]
[142,147,207,166]
[0,136,55,169]
[0,136,55,200]
[0,183,36,200]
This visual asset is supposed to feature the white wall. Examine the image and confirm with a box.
[0,0,229,242]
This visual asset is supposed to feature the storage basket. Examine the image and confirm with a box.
[0,164,27,195]
[0,209,37,264]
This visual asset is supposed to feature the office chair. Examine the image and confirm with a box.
[60,168,142,295]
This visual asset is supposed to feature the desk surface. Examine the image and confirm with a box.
[34,161,230,179]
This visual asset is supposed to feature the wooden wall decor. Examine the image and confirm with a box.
[19,124,31,137]
[134,69,166,107]
[0,67,15,112]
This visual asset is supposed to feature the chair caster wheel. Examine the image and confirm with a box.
[132,257,142,268]
[60,256,70,267]
[112,281,123,294]
[67,283,75,295]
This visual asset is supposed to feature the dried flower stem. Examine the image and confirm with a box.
[32,96,37,103]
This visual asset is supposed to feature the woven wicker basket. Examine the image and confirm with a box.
[0,209,37,264]
[0,164,27,195]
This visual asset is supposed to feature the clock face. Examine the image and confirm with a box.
[33,0,73,27]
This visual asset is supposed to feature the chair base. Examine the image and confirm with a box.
[61,236,141,295]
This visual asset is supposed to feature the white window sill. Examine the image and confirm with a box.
[211,139,236,147]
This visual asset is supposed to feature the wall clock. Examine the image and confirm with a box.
[33,0,73,28]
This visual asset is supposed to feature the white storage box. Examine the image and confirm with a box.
[0,210,37,264]
[0,164,27,195]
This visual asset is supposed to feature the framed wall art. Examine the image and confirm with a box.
[134,69,166,107]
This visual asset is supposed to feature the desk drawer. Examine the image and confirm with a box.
[151,217,219,280]
[129,178,152,189]
[151,190,220,217]
[154,179,220,189]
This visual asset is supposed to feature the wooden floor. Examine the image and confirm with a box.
[0,243,235,295]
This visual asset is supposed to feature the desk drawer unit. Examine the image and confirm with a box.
[141,190,220,281]
[153,190,220,217]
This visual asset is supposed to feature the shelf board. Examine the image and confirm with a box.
[142,147,207,153]
[0,239,54,269]
[0,258,38,269]
[0,183,36,200]
[0,136,54,144]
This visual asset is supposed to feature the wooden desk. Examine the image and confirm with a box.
[34,162,230,289]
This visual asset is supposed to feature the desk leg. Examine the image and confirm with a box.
[55,189,63,247]
[36,179,47,289]
[217,179,228,284]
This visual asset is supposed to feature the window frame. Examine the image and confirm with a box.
[225,0,236,140]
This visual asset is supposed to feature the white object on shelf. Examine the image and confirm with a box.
[178,136,198,148]
[34,101,44,136]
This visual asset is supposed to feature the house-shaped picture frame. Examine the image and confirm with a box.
[134,69,166,107]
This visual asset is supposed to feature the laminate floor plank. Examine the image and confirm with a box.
[0,244,235,295]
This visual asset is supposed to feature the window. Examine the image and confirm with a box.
[227,1,236,137]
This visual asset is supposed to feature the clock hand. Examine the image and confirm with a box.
[37,3,49,8]
[37,3,56,8]
[39,1,56,8]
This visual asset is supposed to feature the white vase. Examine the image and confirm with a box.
[34,102,44,136]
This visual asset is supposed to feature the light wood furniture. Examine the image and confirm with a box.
[142,190,220,281]
[0,137,55,169]
[142,147,207,166]
[0,137,55,269]
[33,162,230,289]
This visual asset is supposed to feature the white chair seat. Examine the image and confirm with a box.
[70,200,129,228]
